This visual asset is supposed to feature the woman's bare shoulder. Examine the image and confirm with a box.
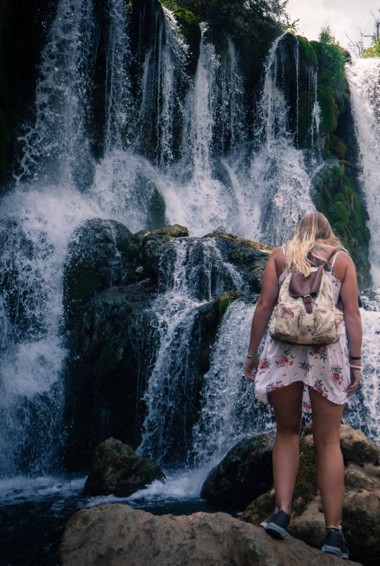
[270,246,286,276]
[333,249,356,281]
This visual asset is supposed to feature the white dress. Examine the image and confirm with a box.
[254,254,350,412]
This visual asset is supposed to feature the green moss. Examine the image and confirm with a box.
[324,134,347,161]
[174,7,201,48]
[297,35,317,69]
[318,84,337,134]
[216,290,240,321]
[331,197,349,230]
[313,161,370,283]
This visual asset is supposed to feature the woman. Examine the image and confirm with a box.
[244,212,362,559]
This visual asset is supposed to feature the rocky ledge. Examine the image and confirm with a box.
[58,503,361,566]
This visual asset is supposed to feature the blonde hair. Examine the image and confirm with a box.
[285,212,344,276]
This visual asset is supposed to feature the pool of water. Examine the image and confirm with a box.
[0,471,222,566]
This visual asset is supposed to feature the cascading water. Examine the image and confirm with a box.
[345,58,380,285]
[345,57,380,443]
[250,35,320,245]
[138,237,247,467]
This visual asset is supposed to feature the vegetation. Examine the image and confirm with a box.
[162,0,291,28]
[363,36,380,58]
[311,27,349,135]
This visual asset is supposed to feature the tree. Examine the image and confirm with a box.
[349,8,380,58]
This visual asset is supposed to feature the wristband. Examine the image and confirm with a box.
[246,353,259,360]
[349,365,361,370]
[349,355,361,360]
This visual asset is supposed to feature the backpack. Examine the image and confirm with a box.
[268,249,343,345]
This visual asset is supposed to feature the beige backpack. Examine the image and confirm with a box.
[268,250,343,345]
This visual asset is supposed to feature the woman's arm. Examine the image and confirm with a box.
[337,253,362,395]
[244,248,283,381]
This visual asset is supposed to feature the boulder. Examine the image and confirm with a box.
[58,503,361,566]
[200,435,274,509]
[63,280,159,471]
[242,425,380,564]
[84,437,165,497]
[63,218,143,327]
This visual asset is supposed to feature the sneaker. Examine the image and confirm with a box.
[260,509,291,540]
[322,528,349,560]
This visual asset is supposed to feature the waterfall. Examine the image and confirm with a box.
[191,301,274,470]
[1,0,379,485]
[345,57,380,442]
[0,187,101,476]
[16,0,96,189]
[250,35,320,245]
[104,0,134,153]
[345,58,380,285]
[138,237,246,466]
[0,0,103,476]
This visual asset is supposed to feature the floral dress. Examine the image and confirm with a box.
[254,254,350,412]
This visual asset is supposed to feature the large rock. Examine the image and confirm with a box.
[63,280,159,471]
[58,503,361,566]
[201,435,274,509]
[84,437,165,497]
[63,223,271,471]
[63,218,143,328]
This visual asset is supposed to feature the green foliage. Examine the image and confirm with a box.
[316,26,348,101]
[148,188,166,230]
[313,162,370,283]
[165,0,290,30]
[324,134,347,161]
[297,35,317,69]
[362,36,380,58]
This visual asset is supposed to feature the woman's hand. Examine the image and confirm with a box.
[244,356,259,382]
[347,366,361,396]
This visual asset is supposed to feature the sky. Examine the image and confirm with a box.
[286,0,379,51]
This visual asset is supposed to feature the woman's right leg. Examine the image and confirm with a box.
[270,381,304,513]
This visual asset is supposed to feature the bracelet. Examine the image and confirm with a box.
[349,355,361,360]
[349,365,362,370]
[247,353,260,360]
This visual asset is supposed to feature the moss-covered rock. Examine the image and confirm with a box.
[84,437,165,496]
[312,161,370,285]
[173,7,201,74]
[318,84,338,134]
[297,35,317,69]
[63,218,143,328]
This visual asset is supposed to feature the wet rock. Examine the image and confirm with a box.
[201,435,274,509]
[84,437,165,497]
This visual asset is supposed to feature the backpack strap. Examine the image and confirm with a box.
[330,250,341,273]
[309,248,339,271]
